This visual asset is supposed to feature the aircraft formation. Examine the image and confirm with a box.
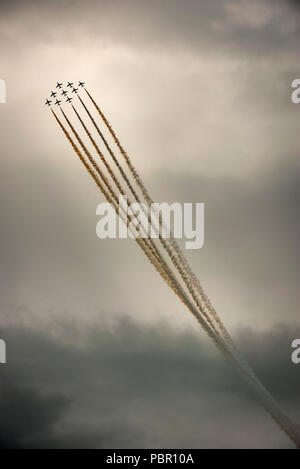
[44,81,85,106]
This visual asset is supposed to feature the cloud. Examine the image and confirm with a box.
[0,319,299,448]
[1,157,298,330]
[0,0,299,449]
[149,159,300,328]
[0,0,299,58]
[0,382,69,448]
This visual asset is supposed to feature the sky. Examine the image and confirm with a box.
[0,0,299,448]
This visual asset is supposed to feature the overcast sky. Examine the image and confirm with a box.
[0,0,299,448]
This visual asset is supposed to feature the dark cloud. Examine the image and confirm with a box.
[0,382,69,448]
[288,0,300,9]
[0,320,299,448]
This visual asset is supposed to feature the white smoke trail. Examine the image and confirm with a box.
[51,103,300,448]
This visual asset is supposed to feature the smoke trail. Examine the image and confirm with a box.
[68,107,225,342]
[52,109,115,210]
[85,88,150,203]
[70,103,208,319]
[52,108,223,347]
[85,89,233,343]
[83,92,259,403]
[58,108,204,322]
[53,108,238,359]
[80,92,221,336]
[71,104,123,195]
[51,106,300,448]
[83,91,300,447]
[52,110,170,288]
[77,94,141,205]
